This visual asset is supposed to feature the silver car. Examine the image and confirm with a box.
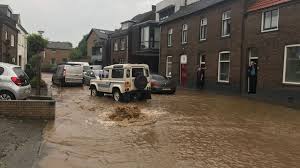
[0,62,31,100]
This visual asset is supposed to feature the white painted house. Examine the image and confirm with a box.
[155,0,200,22]
[13,14,28,70]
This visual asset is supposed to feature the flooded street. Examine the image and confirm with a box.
[36,73,300,168]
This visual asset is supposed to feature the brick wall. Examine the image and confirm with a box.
[243,1,300,102]
[43,48,72,66]
[0,22,18,64]
[160,0,245,91]
[110,35,128,64]
[0,100,55,120]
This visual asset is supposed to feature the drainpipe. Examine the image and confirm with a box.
[126,35,129,63]
[240,0,247,95]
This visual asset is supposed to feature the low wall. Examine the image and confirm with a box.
[0,100,55,120]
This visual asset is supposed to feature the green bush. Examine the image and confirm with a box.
[30,77,47,88]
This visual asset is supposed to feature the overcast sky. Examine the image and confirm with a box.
[0,0,161,47]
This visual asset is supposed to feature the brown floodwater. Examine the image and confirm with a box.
[36,73,300,168]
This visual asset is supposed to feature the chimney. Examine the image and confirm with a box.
[152,5,156,12]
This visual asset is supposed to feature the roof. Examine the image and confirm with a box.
[161,0,225,24]
[131,10,154,23]
[248,0,291,12]
[87,28,113,41]
[47,41,73,50]
[104,64,149,69]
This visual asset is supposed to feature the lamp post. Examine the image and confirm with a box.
[36,30,45,96]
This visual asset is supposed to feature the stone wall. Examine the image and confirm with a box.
[0,100,55,120]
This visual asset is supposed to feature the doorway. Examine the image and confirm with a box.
[248,49,258,94]
[180,55,187,87]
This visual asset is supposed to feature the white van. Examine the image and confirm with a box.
[52,64,83,86]
[67,62,90,72]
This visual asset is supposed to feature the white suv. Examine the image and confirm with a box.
[89,64,151,102]
[0,62,31,100]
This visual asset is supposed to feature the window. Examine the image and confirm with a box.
[52,49,56,53]
[167,29,173,47]
[262,8,279,32]
[222,11,231,37]
[119,58,126,64]
[141,26,150,49]
[5,31,8,40]
[51,58,56,65]
[218,51,230,83]
[182,24,188,44]
[114,40,119,51]
[11,35,14,47]
[283,45,300,85]
[112,69,124,78]
[200,18,207,41]
[120,38,126,50]
[166,56,172,77]
[132,68,144,77]
[0,67,4,75]
[92,47,102,56]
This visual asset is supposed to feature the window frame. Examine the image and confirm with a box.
[166,56,172,77]
[282,44,300,85]
[221,10,231,37]
[11,34,15,47]
[182,24,188,44]
[120,38,126,51]
[167,28,173,47]
[218,51,231,83]
[261,8,279,33]
[200,18,207,41]
[113,40,119,52]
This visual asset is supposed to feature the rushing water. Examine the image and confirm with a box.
[35,73,300,168]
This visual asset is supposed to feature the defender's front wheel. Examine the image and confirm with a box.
[113,89,122,102]
[91,87,98,97]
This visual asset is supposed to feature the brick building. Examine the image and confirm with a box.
[0,5,18,65]
[42,41,73,66]
[242,0,300,103]
[86,28,113,66]
[110,6,160,72]
[159,0,245,92]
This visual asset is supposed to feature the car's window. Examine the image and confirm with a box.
[0,67,4,75]
[112,69,124,78]
[152,74,167,81]
[145,69,149,77]
[126,69,130,78]
[132,68,144,77]
[13,67,29,80]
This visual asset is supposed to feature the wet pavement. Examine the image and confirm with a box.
[36,73,300,168]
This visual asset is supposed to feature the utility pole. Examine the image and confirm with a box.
[36,30,45,96]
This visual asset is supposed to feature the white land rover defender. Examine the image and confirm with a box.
[89,64,151,102]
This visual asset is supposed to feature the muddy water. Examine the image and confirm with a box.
[36,73,300,168]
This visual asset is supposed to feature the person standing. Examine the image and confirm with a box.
[196,65,205,89]
[248,61,258,94]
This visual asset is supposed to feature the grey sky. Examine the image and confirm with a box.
[0,0,161,46]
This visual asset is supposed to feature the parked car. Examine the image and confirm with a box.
[52,64,83,86]
[83,69,103,85]
[89,64,151,102]
[0,62,31,100]
[150,74,176,94]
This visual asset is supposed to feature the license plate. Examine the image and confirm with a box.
[163,88,171,91]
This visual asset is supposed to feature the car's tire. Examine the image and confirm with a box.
[134,75,148,90]
[0,91,16,100]
[112,88,122,102]
[90,86,98,97]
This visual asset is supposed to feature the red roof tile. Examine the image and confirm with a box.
[248,0,291,12]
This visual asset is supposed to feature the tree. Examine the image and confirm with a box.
[70,34,88,60]
[27,34,48,95]
[27,34,48,61]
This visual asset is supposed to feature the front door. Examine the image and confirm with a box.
[180,55,188,87]
[248,57,258,94]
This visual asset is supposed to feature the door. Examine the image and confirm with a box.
[180,55,188,87]
[248,57,258,93]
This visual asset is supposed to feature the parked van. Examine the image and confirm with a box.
[52,64,83,86]
[67,62,90,72]
[0,62,31,100]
